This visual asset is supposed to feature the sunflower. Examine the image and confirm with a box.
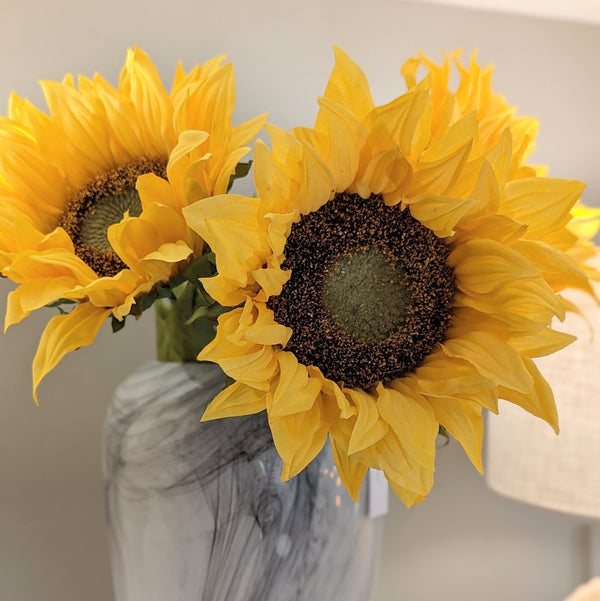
[182,48,598,505]
[0,48,265,400]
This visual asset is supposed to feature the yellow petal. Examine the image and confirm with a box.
[449,238,540,295]
[443,327,533,394]
[499,357,559,433]
[316,46,374,124]
[315,96,367,191]
[198,306,278,390]
[357,147,412,198]
[512,327,576,358]
[253,139,295,212]
[268,352,322,417]
[512,239,594,295]
[363,90,430,159]
[199,274,250,307]
[501,178,585,238]
[405,194,476,238]
[330,434,368,502]
[183,194,269,287]
[427,396,483,472]
[32,303,111,402]
[346,388,389,455]
[409,349,496,397]
[136,172,182,212]
[230,113,268,149]
[241,302,291,346]
[5,276,78,329]
[201,381,267,420]
[270,401,328,480]
[406,141,472,197]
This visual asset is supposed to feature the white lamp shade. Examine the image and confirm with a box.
[485,279,600,519]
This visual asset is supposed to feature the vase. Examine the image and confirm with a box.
[103,360,382,601]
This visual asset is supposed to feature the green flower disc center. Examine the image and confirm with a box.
[79,187,143,252]
[59,157,167,277]
[323,249,410,343]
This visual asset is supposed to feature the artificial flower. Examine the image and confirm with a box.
[183,48,599,505]
[0,48,265,400]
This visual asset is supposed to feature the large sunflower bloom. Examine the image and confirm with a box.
[183,48,598,505]
[0,48,265,400]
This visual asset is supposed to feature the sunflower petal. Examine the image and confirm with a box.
[32,303,111,403]
[201,381,267,420]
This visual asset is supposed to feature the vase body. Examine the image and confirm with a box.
[103,361,382,601]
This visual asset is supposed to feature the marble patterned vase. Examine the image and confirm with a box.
[103,361,382,601]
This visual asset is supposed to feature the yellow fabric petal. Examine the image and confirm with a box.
[201,381,267,420]
[501,178,584,238]
[198,306,278,390]
[316,46,374,125]
[230,113,268,150]
[240,302,291,346]
[136,172,182,212]
[315,97,367,191]
[499,357,559,433]
[39,80,114,180]
[405,194,476,238]
[295,143,335,214]
[512,327,577,358]
[120,47,175,154]
[346,388,389,455]
[270,400,328,481]
[253,139,295,213]
[356,147,412,198]
[450,238,540,295]
[32,303,111,402]
[251,267,290,300]
[183,194,268,287]
[408,349,496,398]
[316,371,357,419]
[406,141,472,197]
[363,90,430,159]
[199,274,252,307]
[268,352,322,417]
[377,383,437,472]
[443,327,533,394]
[512,239,594,295]
[329,435,368,502]
[427,396,483,472]
[5,276,78,329]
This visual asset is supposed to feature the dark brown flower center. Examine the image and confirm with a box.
[267,193,455,390]
[59,158,167,277]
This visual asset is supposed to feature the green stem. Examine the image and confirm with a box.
[155,282,219,362]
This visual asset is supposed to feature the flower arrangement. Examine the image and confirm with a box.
[1,47,598,505]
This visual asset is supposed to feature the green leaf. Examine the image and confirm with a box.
[227,160,252,192]
[180,252,217,285]
[185,302,229,325]
[111,315,126,333]
[436,425,450,448]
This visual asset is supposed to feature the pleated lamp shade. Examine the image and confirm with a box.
[485,277,600,519]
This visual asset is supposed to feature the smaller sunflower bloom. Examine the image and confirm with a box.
[183,48,598,505]
[0,48,266,400]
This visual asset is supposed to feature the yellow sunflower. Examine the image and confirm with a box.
[0,47,265,400]
[182,48,599,505]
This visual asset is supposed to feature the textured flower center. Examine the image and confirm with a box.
[268,193,455,390]
[322,249,410,343]
[59,158,167,277]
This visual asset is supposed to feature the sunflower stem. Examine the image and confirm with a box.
[155,286,219,362]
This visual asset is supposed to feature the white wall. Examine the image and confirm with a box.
[0,1,598,599]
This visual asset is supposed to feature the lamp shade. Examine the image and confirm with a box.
[485,277,600,519]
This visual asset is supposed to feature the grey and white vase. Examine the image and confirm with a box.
[103,359,382,601]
